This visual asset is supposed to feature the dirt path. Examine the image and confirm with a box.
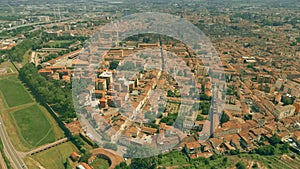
[27,157,46,169]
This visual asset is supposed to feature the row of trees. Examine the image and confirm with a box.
[192,101,211,115]
[160,113,178,125]
[11,26,34,36]
[253,143,289,156]
[32,33,87,51]
[167,89,181,98]
[0,138,12,169]
[43,40,76,49]
[1,29,45,62]
[254,134,290,156]
[42,47,79,63]
[8,39,34,62]
[0,25,33,37]
[19,64,97,166]
[220,112,230,124]
[117,150,232,169]
[281,95,295,106]
[40,33,88,44]
[19,63,76,122]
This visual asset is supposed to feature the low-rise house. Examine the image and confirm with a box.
[274,105,296,119]
[242,120,258,132]
[38,69,53,77]
[70,152,80,162]
[224,134,242,150]
[184,141,201,154]
[250,128,269,141]
[239,133,252,150]
[141,126,157,135]
[214,120,242,138]
[281,118,294,128]
[293,131,300,147]
[209,138,224,154]
[72,59,89,67]
[76,162,92,169]
[264,123,276,135]
[223,142,235,151]
[190,152,214,159]
[66,120,82,135]
[277,131,290,141]
[183,119,194,130]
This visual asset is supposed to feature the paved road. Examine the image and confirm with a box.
[0,19,69,33]
[0,117,27,169]
[159,36,165,71]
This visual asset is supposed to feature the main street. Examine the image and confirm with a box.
[0,117,27,169]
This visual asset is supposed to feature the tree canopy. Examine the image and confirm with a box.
[220,112,230,124]
[109,60,119,70]
[19,63,76,122]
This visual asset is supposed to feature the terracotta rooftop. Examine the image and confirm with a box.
[66,120,82,135]
[294,131,300,141]
[141,126,157,134]
[185,141,201,149]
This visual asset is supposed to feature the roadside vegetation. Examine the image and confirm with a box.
[0,138,12,169]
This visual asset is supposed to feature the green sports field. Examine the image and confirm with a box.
[11,104,56,148]
[91,158,110,169]
[0,77,33,107]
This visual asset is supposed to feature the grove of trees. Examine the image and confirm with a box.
[19,63,76,122]
[8,39,34,62]
[109,60,119,70]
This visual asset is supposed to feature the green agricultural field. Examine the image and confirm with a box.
[0,77,33,107]
[156,151,300,169]
[90,158,110,169]
[25,142,78,169]
[159,151,190,166]
[147,151,235,169]
[234,153,300,169]
[11,104,56,148]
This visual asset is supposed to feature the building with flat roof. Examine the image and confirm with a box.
[273,105,296,119]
